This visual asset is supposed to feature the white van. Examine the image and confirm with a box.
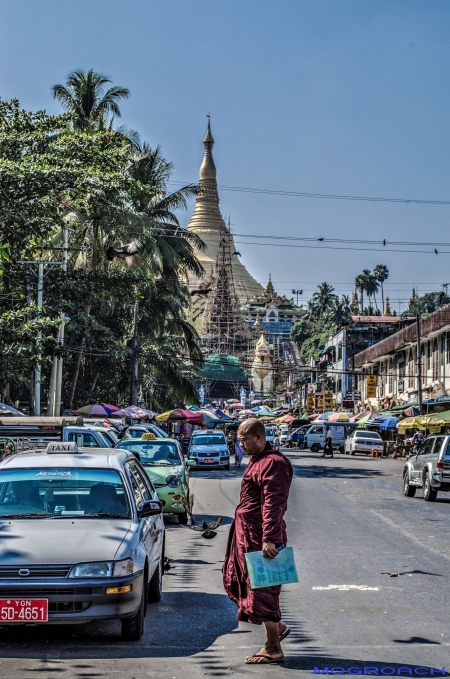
[304,423,356,453]
[265,426,280,450]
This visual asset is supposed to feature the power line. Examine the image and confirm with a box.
[170,181,450,205]
[234,240,450,255]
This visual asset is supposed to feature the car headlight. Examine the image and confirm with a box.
[69,559,136,578]
[166,474,181,488]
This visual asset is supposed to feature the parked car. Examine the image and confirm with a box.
[403,434,450,501]
[0,441,165,639]
[344,430,384,455]
[188,430,230,469]
[117,437,194,523]
[278,424,290,447]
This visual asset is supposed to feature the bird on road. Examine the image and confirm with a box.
[191,516,223,532]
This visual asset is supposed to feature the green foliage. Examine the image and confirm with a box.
[0,81,203,411]
[405,292,450,317]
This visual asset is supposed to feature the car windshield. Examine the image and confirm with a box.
[265,428,274,435]
[356,432,381,439]
[191,436,225,446]
[0,469,130,518]
[118,441,182,465]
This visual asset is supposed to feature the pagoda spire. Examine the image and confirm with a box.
[200,115,216,180]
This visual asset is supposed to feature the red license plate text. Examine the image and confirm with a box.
[0,599,48,622]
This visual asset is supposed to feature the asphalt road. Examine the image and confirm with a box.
[0,449,449,679]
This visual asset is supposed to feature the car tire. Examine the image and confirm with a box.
[310,444,320,453]
[178,510,189,524]
[339,446,345,454]
[121,578,146,640]
[403,472,416,497]
[148,556,163,603]
[423,472,438,502]
[350,448,355,455]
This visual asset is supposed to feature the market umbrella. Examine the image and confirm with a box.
[257,411,276,418]
[316,411,333,421]
[357,413,372,428]
[75,403,119,417]
[349,410,370,423]
[427,410,450,422]
[297,413,310,423]
[328,412,350,422]
[186,405,201,412]
[199,410,222,424]
[232,403,244,409]
[251,400,262,405]
[114,405,158,419]
[227,399,239,403]
[259,416,277,423]
[379,417,399,430]
[404,406,420,417]
[156,409,204,425]
[276,414,296,423]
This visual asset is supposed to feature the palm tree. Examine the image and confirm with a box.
[373,264,389,312]
[362,269,380,310]
[52,69,130,131]
[354,274,366,313]
[327,295,351,326]
[310,282,337,318]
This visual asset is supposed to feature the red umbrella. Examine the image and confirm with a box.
[156,409,204,426]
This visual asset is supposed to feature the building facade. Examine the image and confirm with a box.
[353,305,450,407]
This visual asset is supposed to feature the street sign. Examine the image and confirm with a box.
[323,390,333,409]
[366,375,378,399]
[306,394,314,413]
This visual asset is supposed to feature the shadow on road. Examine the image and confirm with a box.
[0,591,238,659]
[292,463,387,479]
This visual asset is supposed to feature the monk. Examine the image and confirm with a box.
[223,418,293,664]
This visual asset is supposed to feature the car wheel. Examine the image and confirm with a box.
[350,448,355,455]
[178,510,189,524]
[310,443,320,453]
[224,463,230,470]
[403,472,416,497]
[148,553,163,603]
[339,445,345,454]
[423,472,437,502]
[121,578,146,640]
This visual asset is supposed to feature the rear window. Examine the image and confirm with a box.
[191,435,225,446]
[356,432,381,439]
[117,440,181,465]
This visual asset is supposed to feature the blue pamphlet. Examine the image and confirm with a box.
[245,546,299,590]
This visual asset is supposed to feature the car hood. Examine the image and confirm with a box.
[0,519,131,565]
[143,464,183,485]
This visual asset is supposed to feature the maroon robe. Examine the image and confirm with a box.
[223,443,293,624]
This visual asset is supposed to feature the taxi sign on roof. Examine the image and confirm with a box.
[141,433,156,440]
[46,442,78,454]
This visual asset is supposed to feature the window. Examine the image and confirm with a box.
[408,350,415,389]
[420,439,434,456]
[433,338,439,381]
[427,341,432,371]
[0,468,130,518]
[447,333,450,364]
[127,465,143,507]
[388,359,394,394]
[129,462,151,502]
[338,343,343,360]
[433,437,445,456]
[68,432,99,448]
[441,334,446,367]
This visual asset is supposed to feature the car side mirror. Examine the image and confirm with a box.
[187,459,196,468]
[138,500,163,518]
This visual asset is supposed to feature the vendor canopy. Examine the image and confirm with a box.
[202,354,247,382]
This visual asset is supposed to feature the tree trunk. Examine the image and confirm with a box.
[67,305,91,409]
[381,284,385,313]
[91,218,99,270]
[87,370,100,400]
[67,336,86,409]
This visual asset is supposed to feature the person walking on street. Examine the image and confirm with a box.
[223,418,293,665]
[234,439,243,467]
[321,425,334,458]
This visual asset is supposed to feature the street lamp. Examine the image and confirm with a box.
[292,289,303,305]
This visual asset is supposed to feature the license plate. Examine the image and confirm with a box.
[0,599,48,622]
[204,458,214,463]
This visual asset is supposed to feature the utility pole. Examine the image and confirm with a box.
[34,261,44,416]
[20,260,63,416]
[54,224,68,415]
[130,302,139,405]
[416,314,423,415]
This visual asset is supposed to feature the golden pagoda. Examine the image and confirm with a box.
[186,119,264,305]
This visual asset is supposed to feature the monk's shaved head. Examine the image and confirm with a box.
[239,418,265,438]
[238,418,266,456]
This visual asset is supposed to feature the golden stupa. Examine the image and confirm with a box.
[186,120,264,306]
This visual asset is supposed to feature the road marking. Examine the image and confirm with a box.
[312,584,379,591]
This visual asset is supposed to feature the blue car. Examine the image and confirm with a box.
[286,425,310,448]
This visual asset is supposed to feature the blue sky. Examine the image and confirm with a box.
[2,0,450,311]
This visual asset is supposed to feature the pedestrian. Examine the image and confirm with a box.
[234,439,243,467]
[223,418,293,665]
[321,425,334,457]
